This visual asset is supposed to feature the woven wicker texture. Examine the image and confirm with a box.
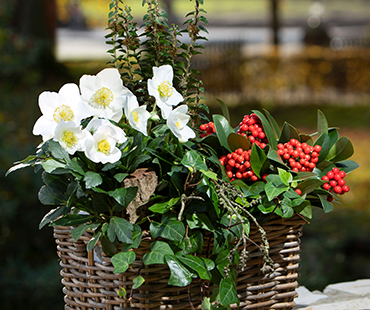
[54,215,305,310]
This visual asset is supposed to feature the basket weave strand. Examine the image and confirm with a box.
[54,215,305,310]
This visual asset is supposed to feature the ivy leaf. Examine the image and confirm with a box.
[165,254,193,287]
[132,275,145,289]
[219,278,239,306]
[178,231,204,255]
[108,186,138,209]
[201,297,211,310]
[143,241,174,265]
[111,251,136,273]
[114,173,129,182]
[177,255,214,281]
[121,224,142,251]
[150,218,185,242]
[70,223,99,241]
[264,175,289,201]
[84,171,103,189]
[108,216,133,244]
[149,197,180,214]
[181,150,207,172]
[278,168,292,186]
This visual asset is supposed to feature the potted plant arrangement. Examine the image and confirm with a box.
[8,0,358,309]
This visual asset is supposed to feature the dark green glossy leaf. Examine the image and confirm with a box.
[51,214,94,227]
[318,194,334,213]
[70,223,99,241]
[227,133,250,152]
[216,99,230,123]
[178,231,203,255]
[87,232,101,251]
[252,110,277,150]
[213,114,233,152]
[149,197,180,214]
[250,143,268,178]
[143,241,174,265]
[298,178,324,195]
[41,159,65,173]
[150,218,185,242]
[181,150,207,171]
[237,181,264,198]
[114,173,129,182]
[108,186,138,209]
[263,108,281,139]
[48,140,70,162]
[314,133,331,164]
[39,205,69,229]
[326,137,354,162]
[317,110,328,136]
[264,175,289,201]
[121,224,142,251]
[111,251,136,273]
[177,255,214,280]
[165,254,193,287]
[279,122,300,144]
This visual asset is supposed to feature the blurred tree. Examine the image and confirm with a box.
[161,0,177,25]
[270,0,280,47]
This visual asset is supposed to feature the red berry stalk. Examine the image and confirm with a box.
[199,122,216,138]
[321,167,349,197]
[237,113,268,149]
[219,148,262,182]
[277,139,321,172]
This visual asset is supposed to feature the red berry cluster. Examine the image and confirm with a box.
[277,139,321,172]
[199,122,216,138]
[220,148,264,182]
[237,114,268,148]
[321,167,349,195]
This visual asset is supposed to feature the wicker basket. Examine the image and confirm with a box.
[54,215,305,310]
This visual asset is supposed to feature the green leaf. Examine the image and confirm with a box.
[111,251,136,273]
[121,224,142,251]
[200,169,218,180]
[201,297,211,310]
[263,108,281,139]
[143,241,174,265]
[326,137,354,162]
[216,99,230,123]
[219,278,239,306]
[178,231,203,255]
[108,186,138,209]
[213,114,233,152]
[71,224,90,241]
[264,175,289,201]
[315,133,332,164]
[84,171,103,189]
[39,205,69,229]
[108,217,133,244]
[317,109,328,136]
[132,275,145,289]
[252,110,277,150]
[149,197,180,214]
[279,122,300,144]
[187,213,214,231]
[250,143,268,178]
[41,159,65,173]
[87,232,101,251]
[114,173,129,182]
[238,181,264,197]
[227,133,250,152]
[278,168,292,186]
[165,254,193,287]
[335,160,359,174]
[298,178,324,195]
[66,158,85,176]
[181,150,207,171]
[177,255,214,280]
[150,218,185,242]
[48,140,70,162]
[318,194,334,213]
[51,214,95,227]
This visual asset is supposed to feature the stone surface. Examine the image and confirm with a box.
[294,286,328,307]
[296,298,370,310]
[324,279,370,297]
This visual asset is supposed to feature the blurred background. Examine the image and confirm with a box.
[1,0,369,308]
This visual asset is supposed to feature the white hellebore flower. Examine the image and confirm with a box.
[84,122,126,164]
[123,94,151,136]
[53,121,86,155]
[167,105,195,143]
[33,83,91,141]
[85,117,127,143]
[79,68,134,122]
[147,64,184,119]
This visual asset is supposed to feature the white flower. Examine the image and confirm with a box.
[53,121,86,155]
[167,105,195,143]
[33,83,91,141]
[79,68,135,122]
[147,65,184,119]
[123,94,151,136]
[84,125,124,164]
[85,117,126,144]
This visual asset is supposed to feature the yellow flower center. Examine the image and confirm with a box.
[62,131,77,148]
[158,81,173,98]
[176,121,181,129]
[132,111,139,123]
[93,87,114,108]
[98,139,111,154]
[53,105,74,123]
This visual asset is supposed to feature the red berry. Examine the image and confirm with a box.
[200,124,206,131]
[332,167,340,174]
[327,196,333,202]
[342,185,350,192]
[327,171,334,179]
[339,170,346,178]
[334,174,342,181]
[227,171,233,178]
[235,172,242,179]
[228,159,235,167]
[333,186,342,194]
[338,179,346,186]
[295,189,302,195]
[322,176,329,181]
[323,183,331,191]
[251,175,258,182]
[330,180,337,187]
[277,143,284,149]
[314,145,322,152]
